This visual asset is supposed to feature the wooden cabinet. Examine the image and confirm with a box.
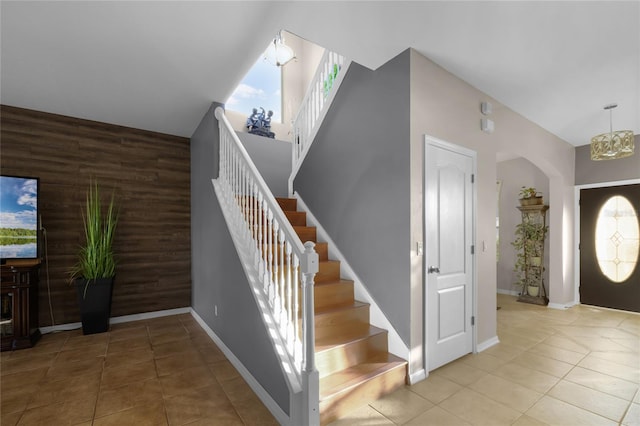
[1,264,41,351]
[515,205,549,306]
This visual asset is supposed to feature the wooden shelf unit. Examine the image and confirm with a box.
[516,204,549,306]
[1,262,41,351]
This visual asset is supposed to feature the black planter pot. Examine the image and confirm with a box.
[75,277,114,335]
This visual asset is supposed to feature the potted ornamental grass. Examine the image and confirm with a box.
[70,180,119,335]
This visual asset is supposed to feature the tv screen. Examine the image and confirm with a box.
[0,175,39,260]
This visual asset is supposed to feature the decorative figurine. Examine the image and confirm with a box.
[246,107,275,138]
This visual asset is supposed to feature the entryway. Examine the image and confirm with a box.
[424,136,476,371]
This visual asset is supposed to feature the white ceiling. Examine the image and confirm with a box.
[1,1,638,146]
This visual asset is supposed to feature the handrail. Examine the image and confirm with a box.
[213,107,319,424]
[289,50,351,195]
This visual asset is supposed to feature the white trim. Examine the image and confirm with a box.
[548,302,572,310]
[497,288,520,296]
[39,307,191,334]
[574,178,640,307]
[190,310,290,425]
[476,336,500,352]
[294,192,410,362]
[409,369,427,385]
[423,135,478,372]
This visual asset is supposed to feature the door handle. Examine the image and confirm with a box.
[428,266,440,274]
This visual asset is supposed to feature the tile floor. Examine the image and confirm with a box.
[1,294,639,425]
[329,294,640,426]
[1,313,278,425]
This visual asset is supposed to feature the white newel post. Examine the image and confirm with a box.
[301,241,319,425]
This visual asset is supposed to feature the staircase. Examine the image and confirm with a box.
[277,197,407,425]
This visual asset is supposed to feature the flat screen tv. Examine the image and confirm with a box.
[0,175,40,261]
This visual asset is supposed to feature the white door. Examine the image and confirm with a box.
[425,137,475,371]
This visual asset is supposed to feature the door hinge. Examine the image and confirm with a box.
[471,245,475,255]
[471,316,475,326]
[471,174,475,183]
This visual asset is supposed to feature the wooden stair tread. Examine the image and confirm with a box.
[314,278,353,287]
[314,300,368,317]
[315,325,386,352]
[319,353,407,400]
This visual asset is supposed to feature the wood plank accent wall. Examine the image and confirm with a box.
[0,105,191,326]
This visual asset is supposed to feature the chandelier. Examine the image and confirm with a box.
[590,104,634,161]
[264,31,295,67]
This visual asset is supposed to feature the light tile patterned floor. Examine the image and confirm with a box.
[1,294,639,425]
[329,294,640,426]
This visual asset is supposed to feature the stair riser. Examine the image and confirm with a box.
[316,261,340,283]
[285,210,307,226]
[295,226,316,243]
[314,282,354,309]
[319,364,407,425]
[316,332,389,379]
[315,305,370,336]
[276,198,297,211]
[315,242,329,261]
[297,309,370,341]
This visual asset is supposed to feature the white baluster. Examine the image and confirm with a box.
[285,241,293,354]
[293,253,301,367]
[278,229,286,331]
[267,208,274,305]
[272,219,280,319]
[257,192,264,280]
[262,197,269,292]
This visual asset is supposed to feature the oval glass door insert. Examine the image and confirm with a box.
[595,195,640,283]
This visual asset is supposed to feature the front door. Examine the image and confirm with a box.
[580,184,640,312]
[425,137,475,371]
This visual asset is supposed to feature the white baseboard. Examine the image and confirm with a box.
[548,302,570,310]
[409,369,427,385]
[190,310,290,425]
[477,336,500,352]
[39,307,191,334]
[294,192,410,364]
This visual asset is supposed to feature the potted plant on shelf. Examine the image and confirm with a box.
[518,186,543,206]
[70,180,119,335]
[511,220,548,297]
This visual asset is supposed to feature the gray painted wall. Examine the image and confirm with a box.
[237,131,291,198]
[294,51,412,344]
[575,136,640,185]
[190,103,290,414]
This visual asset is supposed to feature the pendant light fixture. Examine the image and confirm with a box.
[264,30,295,67]
[590,103,634,160]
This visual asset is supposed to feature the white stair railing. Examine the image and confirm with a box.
[289,50,351,195]
[212,107,319,425]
